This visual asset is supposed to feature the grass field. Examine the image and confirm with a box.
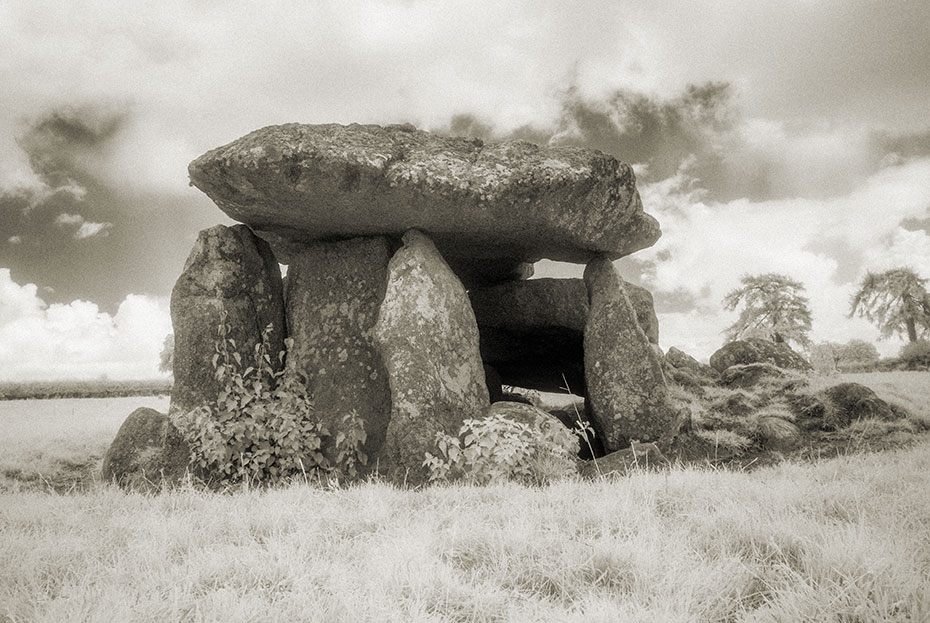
[0,396,170,493]
[0,379,171,401]
[1,373,928,621]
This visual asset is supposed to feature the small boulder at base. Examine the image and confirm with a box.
[583,256,677,451]
[101,408,190,491]
[580,442,669,479]
[709,338,811,373]
[284,236,392,462]
[374,229,490,484]
[170,224,286,416]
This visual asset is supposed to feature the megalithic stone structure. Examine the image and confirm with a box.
[169,122,671,483]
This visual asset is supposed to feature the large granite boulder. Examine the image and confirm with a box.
[470,278,587,395]
[102,408,190,491]
[374,230,490,484]
[709,338,811,373]
[284,237,392,462]
[583,257,677,451]
[187,123,660,286]
[170,224,286,415]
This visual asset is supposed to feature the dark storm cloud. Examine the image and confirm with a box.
[441,83,750,202]
[1,104,219,311]
[16,105,129,189]
[442,83,930,204]
[874,129,930,163]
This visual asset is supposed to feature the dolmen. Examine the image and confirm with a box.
[171,122,677,484]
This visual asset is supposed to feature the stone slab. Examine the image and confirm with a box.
[188,123,661,266]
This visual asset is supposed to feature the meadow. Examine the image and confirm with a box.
[1,372,929,621]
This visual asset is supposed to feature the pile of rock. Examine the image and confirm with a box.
[135,123,679,486]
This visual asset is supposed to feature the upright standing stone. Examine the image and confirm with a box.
[284,236,392,462]
[583,257,675,451]
[170,224,286,415]
[374,229,490,483]
[623,281,660,345]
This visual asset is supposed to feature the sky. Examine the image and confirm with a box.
[1,0,929,380]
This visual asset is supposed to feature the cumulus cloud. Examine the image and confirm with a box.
[632,159,930,360]
[0,269,172,381]
[73,221,113,239]
[54,213,83,226]
[54,212,113,240]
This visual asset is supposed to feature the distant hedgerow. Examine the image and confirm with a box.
[172,314,367,488]
[423,412,581,485]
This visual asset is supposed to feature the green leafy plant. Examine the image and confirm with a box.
[423,412,580,485]
[172,315,367,488]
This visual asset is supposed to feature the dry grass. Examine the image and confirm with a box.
[2,446,930,621]
[0,397,169,492]
[1,375,929,621]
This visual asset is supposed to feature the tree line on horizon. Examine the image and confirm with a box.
[723,267,930,369]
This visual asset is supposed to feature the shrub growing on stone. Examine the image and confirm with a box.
[423,412,580,485]
[172,316,367,488]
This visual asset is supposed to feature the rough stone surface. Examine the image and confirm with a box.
[583,257,676,451]
[443,257,535,290]
[374,230,490,484]
[667,347,718,379]
[709,338,811,373]
[471,278,587,394]
[188,123,660,269]
[470,278,589,333]
[284,237,392,462]
[101,408,190,491]
[623,281,659,345]
[170,224,286,415]
[580,442,669,479]
[546,401,603,460]
[484,364,504,404]
[484,401,570,431]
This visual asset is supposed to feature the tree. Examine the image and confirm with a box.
[723,273,812,348]
[158,333,174,374]
[833,339,880,367]
[849,268,930,342]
